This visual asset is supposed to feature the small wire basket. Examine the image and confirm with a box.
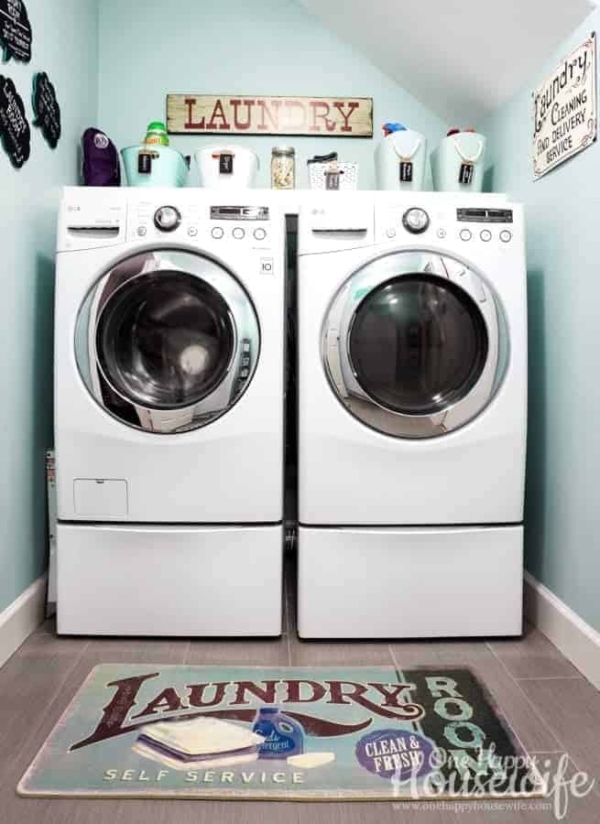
[308,160,359,191]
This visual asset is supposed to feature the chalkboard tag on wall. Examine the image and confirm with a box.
[0,75,31,168]
[32,72,61,149]
[459,162,474,185]
[0,0,33,63]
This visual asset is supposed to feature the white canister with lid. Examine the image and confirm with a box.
[196,145,259,188]
[376,129,427,191]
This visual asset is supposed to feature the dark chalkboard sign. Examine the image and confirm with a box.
[0,0,32,63]
[0,75,30,167]
[32,72,61,148]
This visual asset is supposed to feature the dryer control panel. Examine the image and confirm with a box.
[375,200,518,247]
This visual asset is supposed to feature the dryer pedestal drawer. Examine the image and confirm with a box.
[297,525,523,639]
[57,523,283,636]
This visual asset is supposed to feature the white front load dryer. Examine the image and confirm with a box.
[297,193,527,639]
[55,187,285,636]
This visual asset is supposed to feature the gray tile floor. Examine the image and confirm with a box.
[1,563,599,823]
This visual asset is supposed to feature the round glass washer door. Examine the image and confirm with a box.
[323,251,507,438]
[76,249,260,433]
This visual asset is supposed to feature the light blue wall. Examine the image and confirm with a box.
[97,0,446,189]
[0,0,99,612]
[481,9,600,631]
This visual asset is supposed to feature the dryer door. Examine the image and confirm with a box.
[76,249,259,433]
[323,251,506,438]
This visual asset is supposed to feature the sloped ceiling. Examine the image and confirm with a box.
[298,0,594,124]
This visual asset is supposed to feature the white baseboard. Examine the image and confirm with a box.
[0,575,47,669]
[524,572,600,690]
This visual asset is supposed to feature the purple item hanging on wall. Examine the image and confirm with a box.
[82,128,121,186]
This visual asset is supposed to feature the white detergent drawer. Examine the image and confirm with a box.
[73,479,128,518]
[298,525,523,639]
[57,523,283,636]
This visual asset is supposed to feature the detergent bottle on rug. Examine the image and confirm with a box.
[252,706,304,760]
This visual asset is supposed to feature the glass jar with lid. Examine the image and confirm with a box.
[271,146,295,190]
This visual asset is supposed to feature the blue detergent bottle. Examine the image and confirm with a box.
[252,706,304,760]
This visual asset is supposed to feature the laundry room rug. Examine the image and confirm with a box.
[18,665,546,801]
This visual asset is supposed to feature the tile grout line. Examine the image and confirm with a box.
[486,640,584,774]
[515,674,585,682]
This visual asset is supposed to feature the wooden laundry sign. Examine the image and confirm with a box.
[167,95,373,137]
[532,32,597,179]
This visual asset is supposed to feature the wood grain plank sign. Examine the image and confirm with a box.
[533,32,597,179]
[167,95,373,137]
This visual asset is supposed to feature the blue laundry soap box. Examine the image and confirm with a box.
[252,706,304,759]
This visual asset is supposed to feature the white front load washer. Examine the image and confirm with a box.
[55,187,285,636]
[297,193,527,638]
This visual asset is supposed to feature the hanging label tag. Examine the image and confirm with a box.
[399,161,413,183]
[219,153,234,174]
[459,162,474,185]
[325,171,340,190]
[137,150,157,175]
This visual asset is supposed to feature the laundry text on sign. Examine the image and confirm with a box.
[167,95,373,137]
[532,32,597,179]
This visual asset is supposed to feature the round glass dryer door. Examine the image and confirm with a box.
[323,252,507,438]
[76,250,260,433]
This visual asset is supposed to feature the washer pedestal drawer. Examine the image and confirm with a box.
[57,522,283,636]
[297,525,523,639]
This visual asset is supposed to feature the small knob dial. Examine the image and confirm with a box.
[402,208,429,234]
[154,206,181,232]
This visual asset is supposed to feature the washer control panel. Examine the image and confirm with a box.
[128,202,272,246]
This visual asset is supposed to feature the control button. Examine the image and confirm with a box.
[460,229,472,242]
[480,229,492,242]
[386,227,397,239]
[436,228,447,239]
[233,227,245,239]
[187,226,198,237]
[136,226,147,237]
[253,228,267,241]
[154,206,181,232]
[211,227,224,240]
[402,208,430,234]
[500,230,512,243]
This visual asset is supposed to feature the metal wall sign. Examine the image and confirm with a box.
[167,95,373,137]
[533,32,597,179]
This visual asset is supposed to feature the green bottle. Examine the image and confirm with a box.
[144,121,169,147]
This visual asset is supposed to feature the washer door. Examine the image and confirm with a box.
[323,251,506,438]
[76,250,259,433]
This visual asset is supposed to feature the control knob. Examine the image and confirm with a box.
[154,206,181,232]
[402,208,430,234]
